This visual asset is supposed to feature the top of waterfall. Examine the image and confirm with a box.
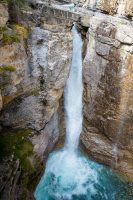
[71,24,80,35]
[71,24,83,48]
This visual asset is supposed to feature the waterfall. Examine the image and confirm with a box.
[64,25,83,152]
[34,25,133,200]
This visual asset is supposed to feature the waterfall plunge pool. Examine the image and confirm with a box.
[34,149,133,200]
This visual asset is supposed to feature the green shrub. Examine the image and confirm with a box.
[0,129,33,171]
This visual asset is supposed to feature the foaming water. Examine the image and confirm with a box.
[34,26,133,200]
[34,149,133,200]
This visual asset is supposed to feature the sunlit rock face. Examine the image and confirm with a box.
[0,43,27,106]
[117,0,133,17]
[81,13,133,181]
[0,25,72,156]
[80,0,133,17]
[96,0,118,14]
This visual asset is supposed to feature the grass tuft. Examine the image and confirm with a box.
[0,65,16,74]
[2,32,20,45]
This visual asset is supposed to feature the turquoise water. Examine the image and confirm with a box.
[34,149,133,200]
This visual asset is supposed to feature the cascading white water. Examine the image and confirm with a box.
[34,25,133,200]
[64,25,83,152]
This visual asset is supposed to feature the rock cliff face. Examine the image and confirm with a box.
[0,0,133,198]
[65,0,133,17]
[81,13,133,181]
[0,2,72,157]
[0,2,72,198]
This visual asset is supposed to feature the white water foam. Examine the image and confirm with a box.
[64,25,83,152]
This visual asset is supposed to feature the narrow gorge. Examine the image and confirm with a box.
[0,0,133,199]
[34,24,133,200]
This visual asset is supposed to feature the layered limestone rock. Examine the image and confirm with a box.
[96,0,118,14]
[0,26,72,157]
[117,0,133,17]
[76,0,133,17]
[48,0,133,18]
[81,12,133,181]
[0,2,72,199]
[0,1,72,155]
[0,43,27,106]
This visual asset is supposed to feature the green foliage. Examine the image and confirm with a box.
[1,0,31,24]
[0,128,44,199]
[0,0,26,5]
[0,128,44,198]
[0,24,30,45]
[8,0,30,10]
[0,65,16,73]
[0,26,20,45]
[2,32,20,44]
[13,24,29,39]
[0,65,16,87]
[0,26,6,33]
[0,129,33,171]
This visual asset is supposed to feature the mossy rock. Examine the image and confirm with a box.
[0,128,44,198]
[26,89,39,97]
[2,32,20,45]
[0,129,33,171]
[13,24,29,39]
[0,65,16,73]
[0,26,6,33]
[0,25,23,45]
[0,65,16,88]
[0,24,30,46]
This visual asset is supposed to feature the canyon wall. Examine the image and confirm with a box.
[0,2,73,199]
[0,2,73,157]
[81,12,133,181]
[0,0,133,198]
[65,0,133,17]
